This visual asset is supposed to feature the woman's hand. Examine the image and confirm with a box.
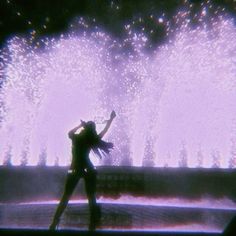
[110,110,116,120]
[99,111,116,138]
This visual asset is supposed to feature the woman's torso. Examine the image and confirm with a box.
[70,131,96,171]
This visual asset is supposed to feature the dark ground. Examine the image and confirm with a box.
[1,202,235,230]
[0,229,223,236]
[0,166,236,235]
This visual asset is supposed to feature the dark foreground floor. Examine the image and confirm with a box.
[1,218,236,236]
[0,229,222,236]
[1,202,235,231]
[1,201,236,235]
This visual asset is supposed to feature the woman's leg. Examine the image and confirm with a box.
[84,167,101,230]
[49,172,81,230]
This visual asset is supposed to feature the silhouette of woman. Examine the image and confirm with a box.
[49,111,116,230]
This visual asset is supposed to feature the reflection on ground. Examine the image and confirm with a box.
[1,195,235,232]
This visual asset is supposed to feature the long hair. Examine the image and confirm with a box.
[82,121,113,159]
[92,138,113,159]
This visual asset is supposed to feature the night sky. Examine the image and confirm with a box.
[0,0,236,49]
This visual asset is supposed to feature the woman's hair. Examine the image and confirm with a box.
[82,120,113,159]
[92,139,113,159]
[82,120,96,131]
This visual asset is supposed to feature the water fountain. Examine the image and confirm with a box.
[1,8,235,168]
[0,2,236,233]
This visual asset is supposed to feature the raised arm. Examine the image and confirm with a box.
[99,111,116,138]
[68,121,83,138]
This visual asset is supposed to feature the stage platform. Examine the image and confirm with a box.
[0,228,223,236]
[0,199,235,235]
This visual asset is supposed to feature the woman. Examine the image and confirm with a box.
[50,111,116,230]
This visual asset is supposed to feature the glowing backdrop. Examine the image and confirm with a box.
[0,6,236,168]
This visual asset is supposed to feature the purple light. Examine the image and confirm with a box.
[0,12,236,168]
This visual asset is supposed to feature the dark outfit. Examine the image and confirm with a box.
[50,128,113,230]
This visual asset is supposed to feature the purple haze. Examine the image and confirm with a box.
[0,10,236,167]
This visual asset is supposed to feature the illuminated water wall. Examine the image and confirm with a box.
[0,6,236,167]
